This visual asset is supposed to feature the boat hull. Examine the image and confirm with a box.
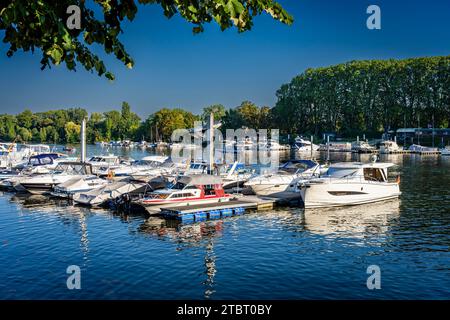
[300,181,401,208]
[247,183,295,196]
[16,183,56,195]
[139,196,230,208]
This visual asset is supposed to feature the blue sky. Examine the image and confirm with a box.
[1,0,449,118]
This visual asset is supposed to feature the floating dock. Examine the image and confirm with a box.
[147,194,301,223]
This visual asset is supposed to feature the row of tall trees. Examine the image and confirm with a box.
[0,102,141,144]
[0,101,272,144]
[2,56,449,143]
[273,56,450,137]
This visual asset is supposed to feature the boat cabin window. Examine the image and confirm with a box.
[204,184,218,195]
[189,163,207,172]
[170,192,195,198]
[363,168,386,182]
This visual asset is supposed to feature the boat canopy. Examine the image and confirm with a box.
[28,153,62,165]
[54,162,93,175]
[178,174,223,186]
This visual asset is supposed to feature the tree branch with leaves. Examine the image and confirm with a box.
[0,0,293,80]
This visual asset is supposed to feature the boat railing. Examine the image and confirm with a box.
[309,175,389,185]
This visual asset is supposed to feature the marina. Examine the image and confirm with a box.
[0,144,449,299]
[1,0,449,302]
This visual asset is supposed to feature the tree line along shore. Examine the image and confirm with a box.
[1,55,449,144]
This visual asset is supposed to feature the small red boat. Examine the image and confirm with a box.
[138,175,231,208]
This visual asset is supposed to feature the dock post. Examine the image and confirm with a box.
[327,135,330,162]
[81,118,86,163]
[209,112,214,174]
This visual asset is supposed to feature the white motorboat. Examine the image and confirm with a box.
[408,144,439,153]
[298,161,401,208]
[0,154,76,189]
[351,141,376,153]
[14,162,95,195]
[293,137,320,152]
[261,139,291,151]
[244,160,325,197]
[16,153,74,173]
[318,142,352,152]
[441,146,450,156]
[0,143,44,169]
[105,155,169,177]
[87,154,125,176]
[88,154,120,167]
[73,178,149,207]
[185,161,209,175]
[236,137,256,150]
[219,162,254,189]
[138,140,147,149]
[51,176,109,199]
[137,175,231,209]
[129,158,187,182]
[379,140,401,154]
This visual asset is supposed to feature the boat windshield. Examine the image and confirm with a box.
[190,163,207,170]
[326,167,358,178]
[170,182,187,190]
[133,160,161,167]
[280,161,314,174]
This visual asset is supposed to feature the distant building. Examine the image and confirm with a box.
[396,128,450,146]
[397,128,450,137]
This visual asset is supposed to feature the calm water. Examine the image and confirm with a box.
[0,146,449,299]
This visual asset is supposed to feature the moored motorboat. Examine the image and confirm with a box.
[379,140,401,153]
[298,161,401,208]
[293,137,320,152]
[441,146,450,156]
[51,176,109,199]
[73,178,149,207]
[14,162,95,195]
[219,162,254,190]
[261,139,290,151]
[137,175,231,209]
[244,160,325,197]
[351,141,376,153]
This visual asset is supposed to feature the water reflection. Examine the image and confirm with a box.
[138,218,223,298]
[8,193,96,265]
[302,199,400,237]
